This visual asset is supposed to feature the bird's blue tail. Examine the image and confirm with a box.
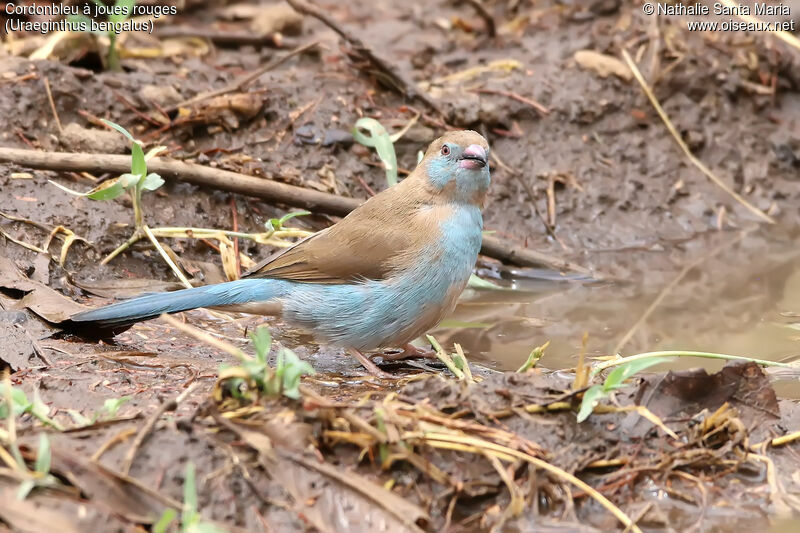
[69,278,289,336]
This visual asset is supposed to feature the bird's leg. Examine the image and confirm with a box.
[348,348,394,379]
[375,343,437,362]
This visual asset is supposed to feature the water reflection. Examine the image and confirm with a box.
[438,226,800,391]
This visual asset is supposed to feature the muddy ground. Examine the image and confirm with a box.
[0,0,799,531]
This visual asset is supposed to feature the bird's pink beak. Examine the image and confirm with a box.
[459,144,487,170]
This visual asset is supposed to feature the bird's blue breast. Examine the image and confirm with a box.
[279,206,483,350]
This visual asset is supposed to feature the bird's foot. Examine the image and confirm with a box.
[348,348,394,379]
[375,343,437,362]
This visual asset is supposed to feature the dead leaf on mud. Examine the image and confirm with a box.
[574,50,632,81]
[0,487,81,533]
[0,256,86,323]
[270,452,428,533]
[0,320,36,371]
[215,408,429,533]
[635,361,780,428]
[71,277,184,299]
[50,447,172,524]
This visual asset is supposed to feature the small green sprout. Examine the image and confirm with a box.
[16,434,59,500]
[154,462,227,533]
[267,210,310,232]
[50,119,165,231]
[69,0,136,70]
[0,384,63,431]
[219,326,314,404]
[66,396,131,428]
[516,341,549,373]
[576,356,672,423]
[353,118,398,187]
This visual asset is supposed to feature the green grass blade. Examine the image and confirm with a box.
[352,118,398,187]
[101,119,135,142]
[577,385,606,423]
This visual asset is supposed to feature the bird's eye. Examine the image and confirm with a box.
[441,145,450,156]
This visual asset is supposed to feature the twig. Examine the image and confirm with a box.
[91,427,137,462]
[0,146,592,272]
[405,431,642,533]
[718,0,800,51]
[160,314,250,361]
[622,49,774,224]
[171,40,321,111]
[751,430,800,450]
[42,77,63,134]
[142,225,193,289]
[285,0,442,116]
[121,382,200,475]
[464,0,496,37]
[473,88,548,116]
[155,26,290,48]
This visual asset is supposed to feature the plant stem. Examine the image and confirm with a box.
[101,229,144,265]
[143,225,193,288]
[593,351,795,375]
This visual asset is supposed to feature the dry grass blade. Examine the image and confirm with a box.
[142,225,193,289]
[405,431,642,533]
[621,49,774,224]
[718,0,800,51]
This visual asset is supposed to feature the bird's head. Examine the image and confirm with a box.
[422,130,491,206]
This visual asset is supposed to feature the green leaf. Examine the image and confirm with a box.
[153,509,177,533]
[576,385,606,423]
[467,274,507,291]
[103,396,131,417]
[352,118,398,187]
[140,173,165,191]
[604,356,673,391]
[131,142,147,177]
[30,389,50,421]
[269,210,310,230]
[249,326,272,363]
[34,434,51,475]
[101,119,135,142]
[50,173,138,201]
[279,348,314,399]
[16,479,35,500]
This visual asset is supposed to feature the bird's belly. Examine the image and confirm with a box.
[278,270,470,351]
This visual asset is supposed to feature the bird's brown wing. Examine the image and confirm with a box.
[244,186,431,284]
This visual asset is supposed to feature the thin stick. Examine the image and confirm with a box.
[621,49,774,224]
[408,431,642,533]
[159,314,251,361]
[751,430,800,450]
[718,0,800,51]
[142,225,193,289]
[473,88,548,115]
[42,77,63,134]
[464,0,496,37]
[285,0,442,116]
[172,40,321,111]
[0,147,592,272]
[121,382,199,475]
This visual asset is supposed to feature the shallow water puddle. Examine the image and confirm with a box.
[440,226,800,393]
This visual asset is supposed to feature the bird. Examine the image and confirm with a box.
[69,130,491,377]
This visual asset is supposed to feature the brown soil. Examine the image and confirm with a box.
[1,1,799,531]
